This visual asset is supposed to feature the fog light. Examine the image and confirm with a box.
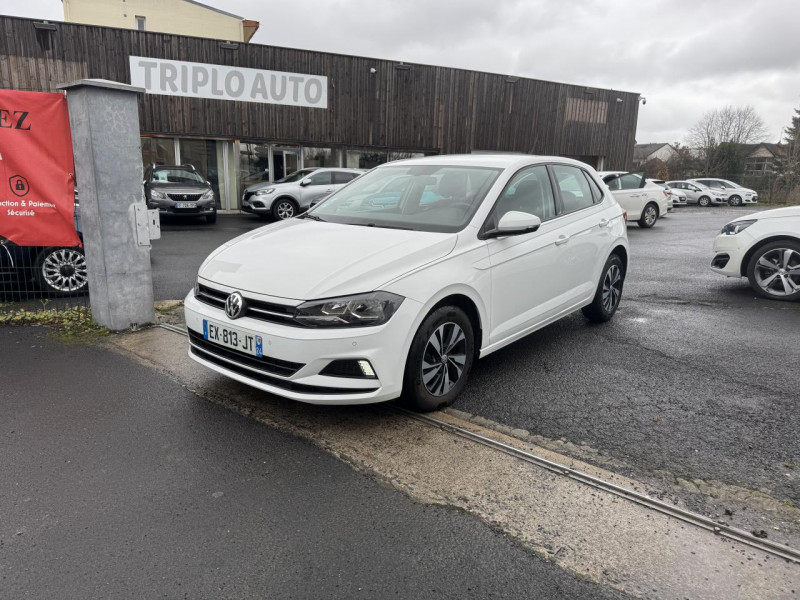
[358,360,375,377]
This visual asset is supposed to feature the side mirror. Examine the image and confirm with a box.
[300,178,312,187]
[485,211,542,239]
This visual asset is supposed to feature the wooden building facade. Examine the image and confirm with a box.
[0,15,640,210]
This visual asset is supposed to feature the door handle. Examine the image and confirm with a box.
[629,193,641,198]
[555,235,570,246]
[325,188,334,192]
[598,218,609,228]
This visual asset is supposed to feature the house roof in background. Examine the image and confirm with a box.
[633,143,672,161]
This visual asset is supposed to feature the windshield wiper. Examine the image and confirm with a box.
[300,213,326,222]
[354,223,414,231]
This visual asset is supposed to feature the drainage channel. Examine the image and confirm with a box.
[159,323,800,565]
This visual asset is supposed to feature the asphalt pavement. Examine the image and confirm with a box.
[0,326,630,600]
[149,208,800,508]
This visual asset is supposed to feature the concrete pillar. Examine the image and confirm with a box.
[58,79,154,330]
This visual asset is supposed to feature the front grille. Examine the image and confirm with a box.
[196,284,299,326]
[243,192,255,202]
[190,346,378,395]
[188,329,304,377]
[167,193,203,202]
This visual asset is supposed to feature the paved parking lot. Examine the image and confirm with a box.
[151,208,800,509]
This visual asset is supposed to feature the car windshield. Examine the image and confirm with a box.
[276,168,319,183]
[308,165,502,233]
[152,168,205,184]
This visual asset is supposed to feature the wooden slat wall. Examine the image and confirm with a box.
[0,16,639,169]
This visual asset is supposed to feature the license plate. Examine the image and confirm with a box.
[203,319,263,358]
[174,201,197,209]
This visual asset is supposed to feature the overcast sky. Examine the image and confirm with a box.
[5,0,800,145]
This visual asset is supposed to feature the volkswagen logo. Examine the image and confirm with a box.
[225,292,245,319]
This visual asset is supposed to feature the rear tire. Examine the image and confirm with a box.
[638,203,658,228]
[728,195,742,207]
[582,254,625,322]
[400,306,475,412]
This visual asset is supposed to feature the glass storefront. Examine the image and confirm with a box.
[141,136,431,211]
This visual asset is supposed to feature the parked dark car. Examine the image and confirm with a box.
[0,202,87,296]
[144,164,217,224]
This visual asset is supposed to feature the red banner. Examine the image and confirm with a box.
[0,90,80,247]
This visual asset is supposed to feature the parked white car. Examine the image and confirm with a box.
[186,155,630,410]
[650,179,686,207]
[711,206,800,301]
[666,180,727,206]
[598,171,669,228]
[242,167,365,220]
[690,178,758,206]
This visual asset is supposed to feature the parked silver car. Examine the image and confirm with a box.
[689,178,759,206]
[666,180,728,207]
[650,179,686,207]
[242,167,366,220]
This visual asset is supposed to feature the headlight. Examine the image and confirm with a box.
[194,277,201,297]
[294,291,404,327]
[151,190,167,200]
[255,188,276,196]
[721,219,756,235]
[201,189,214,201]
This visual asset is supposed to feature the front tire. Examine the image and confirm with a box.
[698,196,711,207]
[272,198,298,220]
[638,203,658,228]
[582,254,625,322]
[746,240,800,301]
[205,211,217,224]
[35,247,88,296]
[401,306,475,412]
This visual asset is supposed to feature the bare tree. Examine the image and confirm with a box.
[686,105,769,175]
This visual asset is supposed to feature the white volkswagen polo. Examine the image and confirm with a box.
[185,155,630,410]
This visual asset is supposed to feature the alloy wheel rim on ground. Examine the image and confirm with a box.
[754,248,800,296]
[421,322,468,396]
[276,202,295,219]
[42,249,88,292]
[645,207,657,225]
[602,264,623,312]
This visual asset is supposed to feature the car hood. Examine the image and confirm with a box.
[150,182,211,192]
[199,219,458,300]
[732,206,800,222]
[245,180,296,193]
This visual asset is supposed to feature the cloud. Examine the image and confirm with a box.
[5,0,799,143]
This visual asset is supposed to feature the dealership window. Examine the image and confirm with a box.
[141,137,176,168]
[179,139,224,208]
[303,147,341,168]
[239,143,271,195]
[565,98,608,124]
[346,149,388,170]
[135,16,146,31]
[388,151,425,162]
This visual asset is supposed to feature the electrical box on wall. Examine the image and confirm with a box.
[133,203,161,246]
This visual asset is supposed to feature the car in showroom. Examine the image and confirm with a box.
[650,179,687,207]
[143,164,217,224]
[0,201,86,297]
[241,167,366,220]
[185,155,630,411]
[711,206,800,301]
[598,171,669,227]
[666,180,727,206]
[690,178,758,206]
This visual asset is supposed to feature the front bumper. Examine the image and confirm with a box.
[184,289,422,404]
[241,194,274,214]
[710,232,752,277]
[149,199,216,216]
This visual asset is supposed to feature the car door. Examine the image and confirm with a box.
[331,171,360,195]
[298,170,334,208]
[603,172,647,219]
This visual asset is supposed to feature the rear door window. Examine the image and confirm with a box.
[552,165,595,214]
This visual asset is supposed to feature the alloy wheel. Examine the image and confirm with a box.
[421,322,467,396]
[729,195,742,207]
[644,206,657,226]
[602,264,623,312]
[753,248,800,297]
[275,201,295,219]
[42,249,88,292]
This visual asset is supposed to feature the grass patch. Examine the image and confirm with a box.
[0,305,109,343]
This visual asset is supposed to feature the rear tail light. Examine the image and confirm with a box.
[622,210,628,221]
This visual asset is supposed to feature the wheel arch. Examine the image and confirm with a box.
[609,244,629,277]
[421,292,485,357]
[740,235,800,276]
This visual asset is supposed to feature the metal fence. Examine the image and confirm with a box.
[0,240,90,313]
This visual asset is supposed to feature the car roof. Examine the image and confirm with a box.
[381,153,596,171]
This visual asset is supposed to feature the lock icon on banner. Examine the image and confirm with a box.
[9,174,30,197]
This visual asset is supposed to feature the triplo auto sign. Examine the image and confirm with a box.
[129,56,328,109]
